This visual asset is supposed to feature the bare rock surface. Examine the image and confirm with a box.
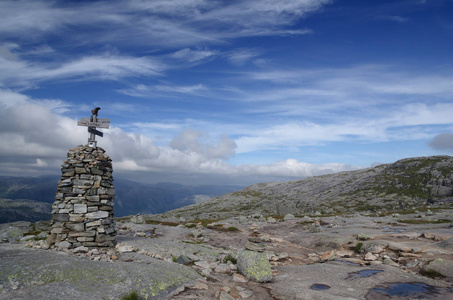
[0,243,200,300]
[269,262,451,300]
[2,209,453,299]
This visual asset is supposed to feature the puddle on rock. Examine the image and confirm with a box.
[383,227,405,234]
[347,269,383,280]
[310,284,331,291]
[366,282,441,299]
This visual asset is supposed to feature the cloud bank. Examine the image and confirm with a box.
[0,89,356,185]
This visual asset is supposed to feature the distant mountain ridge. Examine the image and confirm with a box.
[156,156,453,221]
[0,176,243,223]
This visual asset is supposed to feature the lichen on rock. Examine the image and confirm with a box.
[236,249,272,283]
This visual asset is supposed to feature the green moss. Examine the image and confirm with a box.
[23,230,42,236]
[420,268,446,279]
[226,226,239,231]
[223,254,237,264]
[399,219,451,224]
[355,242,363,253]
[145,220,179,226]
[122,291,140,300]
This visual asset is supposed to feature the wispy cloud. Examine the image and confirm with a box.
[170,48,219,63]
[226,48,263,65]
[118,84,207,98]
[0,48,164,87]
[0,0,328,48]
[378,15,409,23]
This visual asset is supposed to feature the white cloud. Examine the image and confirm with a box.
[0,89,358,185]
[378,15,409,23]
[0,49,164,88]
[0,0,328,48]
[171,48,219,63]
[170,129,237,160]
[226,48,263,65]
[117,84,207,98]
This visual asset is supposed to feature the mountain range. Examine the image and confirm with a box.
[0,176,242,223]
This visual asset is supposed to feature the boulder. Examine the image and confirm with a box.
[356,233,374,241]
[130,214,145,224]
[359,240,389,254]
[283,214,295,221]
[435,237,453,250]
[237,249,272,282]
[423,258,453,278]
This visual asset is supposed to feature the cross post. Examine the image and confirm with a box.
[77,107,110,147]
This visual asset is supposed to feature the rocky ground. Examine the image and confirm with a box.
[1,209,453,299]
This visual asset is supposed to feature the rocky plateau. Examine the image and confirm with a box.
[1,155,453,299]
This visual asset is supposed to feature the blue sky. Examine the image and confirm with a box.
[1,0,453,185]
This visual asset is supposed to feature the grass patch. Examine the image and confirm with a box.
[223,254,237,264]
[226,226,239,231]
[186,218,223,227]
[420,268,446,279]
[145,220,179,226]
[122,291,140,300]
[24,230,42,236]
[399,219,451,224]
[355,242,363,253]
[182,240,203,244]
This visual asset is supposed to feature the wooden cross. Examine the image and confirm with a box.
[77,107,110,147]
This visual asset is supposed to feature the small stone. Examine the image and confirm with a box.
[319,250,336,262]
[232,273,248,283]
[219,291,235,300]
[85,211,109,219]
[214,264,231,274]
[248,236,262,243]
[236,287,253,299]
[116,245,138,253]
[130,214,145,224]
[55,241,71,249]
[191,279,208,290]
[245,241,266,252]
[73,204,88,214]
[383,258,399,267]
[365,252,378,261]
[177,255,193,265]
[357,233,374,241]
[283,214,295,221]
[74,246,89,253]
[267,217,277,223]
[194,261,211,269]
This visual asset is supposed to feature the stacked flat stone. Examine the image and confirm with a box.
[48,145,116,249]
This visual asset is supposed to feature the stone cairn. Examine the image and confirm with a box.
[47,145,116,249]
[47,108,116,250]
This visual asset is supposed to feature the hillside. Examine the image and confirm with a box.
[156,156,453,221]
